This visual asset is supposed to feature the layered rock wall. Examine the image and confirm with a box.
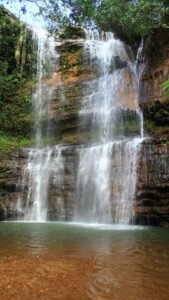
[135,139,169,226]
[1,140,169,226]
[0,27,169,226]
[135,28,169,226]
[0,150,27,220]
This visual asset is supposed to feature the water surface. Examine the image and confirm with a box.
[0,222,169,299]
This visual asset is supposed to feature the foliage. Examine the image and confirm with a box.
[1,0,169,41]
[94,0,169,41]
[142,79,169,135]
[161,80,169,103]
[143,99,169,137]
[0,6,36,138]
[0,133,32,160]
[0,6,37,78]
[162,79,169,96]
[0,79,33,137]
[0,133,32,152]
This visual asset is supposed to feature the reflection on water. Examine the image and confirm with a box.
[0,222,169,300]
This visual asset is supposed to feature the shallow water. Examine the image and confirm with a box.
[0,222,169,299]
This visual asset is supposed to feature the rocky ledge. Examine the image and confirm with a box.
[0,138,169,227]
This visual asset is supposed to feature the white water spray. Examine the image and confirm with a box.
[21,28,57,221]
[18,28,144,225]
[75,31,143,224]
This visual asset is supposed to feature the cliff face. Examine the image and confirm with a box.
[2,139,169,227]
[0,26,169,226]
[134,28,169,226]
[0,150,27,220]
[138,29,169,105]
[47,33,136,144]
[135,139,169,226]
[47,37,95,144]
[138,29,169,137]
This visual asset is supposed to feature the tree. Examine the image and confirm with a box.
[63,0,169,40]
[1,0,169,41]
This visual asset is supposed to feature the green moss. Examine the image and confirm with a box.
[62,132,91,143]
[59,26,85,40]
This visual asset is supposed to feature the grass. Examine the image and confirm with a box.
[0,134,33,158]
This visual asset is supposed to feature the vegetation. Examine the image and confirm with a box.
[143,97,169,136]
[2,0,169,42]
[144,80,169,135]
[0,133,32,151]
[0,133,32,160]
[0,1,169,145]
[0,81,33,137]
[162,79,169,95]
[0,6,37,140]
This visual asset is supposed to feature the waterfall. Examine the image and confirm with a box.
[75,31,143,224]
[18,28,143,224]
[23,145,66,221]
[21,28,57,222]
[75,143,112,223]
[24,148,53,221]
[32,28,56,148]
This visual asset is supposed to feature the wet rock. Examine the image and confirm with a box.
[110,56,127,73]
[138,28,169,104]
[135,138,169,227]
[0,28,169,227]
[1,138,169,226]
[0,149,28,220]
[0,203,6,221]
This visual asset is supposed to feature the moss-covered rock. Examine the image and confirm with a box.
[58,26,85,40]
[141,100,169,138]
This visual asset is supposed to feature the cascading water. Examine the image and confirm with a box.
[21,28,57,222]
[31,28,56,147]
[24,148,52,221]
[18,28,143,224]
[75,31,143,224]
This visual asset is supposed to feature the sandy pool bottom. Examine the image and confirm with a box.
[0,253,95,300]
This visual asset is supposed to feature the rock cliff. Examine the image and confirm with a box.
[138,29,169,105]
[0,150,27,220]
[135,139,169,226]
[138,29,169,137]
[0,26,169,226]
[134,28,169,226]
[1,138,169,227]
